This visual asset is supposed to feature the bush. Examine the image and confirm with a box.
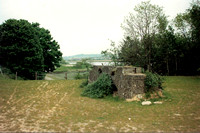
[75,72,88,80]
[75,72,82,79]
[82,73,114,98]
[144,72,164,93]
[80,79,88,88]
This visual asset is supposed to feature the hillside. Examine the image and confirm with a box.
[63,54,108,61]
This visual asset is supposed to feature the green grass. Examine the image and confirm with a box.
[0,76,200,132]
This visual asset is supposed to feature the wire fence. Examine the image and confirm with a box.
[47,71,88,80]
[0,66,89,80]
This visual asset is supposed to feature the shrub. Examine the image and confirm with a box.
[80,79,88,88]
[144,72,164,93]
[75,72,88,80]
[75,72,82,79]
[82,73,114,98]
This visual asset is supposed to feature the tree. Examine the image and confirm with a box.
[75,59,92,71]
[121,0,168,71]
[118,37,144,66]
[173,1,200,75]
[0,19,62,79]
[188,2,200,74]
[121,1,167,39]
[101,41,121,66]
[32,23,62,72]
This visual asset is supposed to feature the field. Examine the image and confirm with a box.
[0,76,200,132]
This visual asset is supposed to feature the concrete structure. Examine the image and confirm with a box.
[88,65,146,99]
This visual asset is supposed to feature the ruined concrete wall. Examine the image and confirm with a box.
[88,65,146,99]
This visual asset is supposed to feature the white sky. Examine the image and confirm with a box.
[0,0,191,56]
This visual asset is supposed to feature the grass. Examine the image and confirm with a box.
[0,76,200,132]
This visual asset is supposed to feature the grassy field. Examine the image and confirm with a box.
[0,76,200,132]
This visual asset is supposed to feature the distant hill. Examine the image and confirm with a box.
[63,54,108,61]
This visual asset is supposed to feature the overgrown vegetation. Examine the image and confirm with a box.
[144,72,164,93]
[82,73,115,98]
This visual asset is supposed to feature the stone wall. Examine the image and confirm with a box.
[88,65,146,99]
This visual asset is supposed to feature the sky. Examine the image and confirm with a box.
[0,0,192,56]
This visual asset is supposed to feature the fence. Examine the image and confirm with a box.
[0,67,46,80]
[48,71,88,80]
[0,66,89,80]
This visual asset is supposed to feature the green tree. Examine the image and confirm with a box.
[118,37,144,67]
[121,0,168,71]
[75,59,92,71]
[188,2,200,74]
[101,41,121,66]
[173,1,200,75]
[0,19,62,79]
[33,23,62,72]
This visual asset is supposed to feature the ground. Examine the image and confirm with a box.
[0,76,200,132]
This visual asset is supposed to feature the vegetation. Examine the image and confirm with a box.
[0,19,62,79]
[102,1,200,76]
[0,76,200,132]
[82,73,115,98]
[75,59,92,71]
[79,79,89,88]
[59,58,69,65]
[144,72,164,93]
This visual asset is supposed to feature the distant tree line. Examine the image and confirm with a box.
[0,19,62,79]
[102,0,200,75]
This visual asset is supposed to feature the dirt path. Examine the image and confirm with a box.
[44,76,53,80]
[0,81,75,132]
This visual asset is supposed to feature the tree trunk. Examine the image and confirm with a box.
[15,72,17,80]
[167,59,169,75]
[35,72,37,80]
[175,57,178,75]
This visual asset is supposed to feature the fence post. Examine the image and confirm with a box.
[65,72,67,80]
[15,72,17,80]
[35,72,37,80]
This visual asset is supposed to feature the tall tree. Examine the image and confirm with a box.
[33,23,62,72]
[121,1,168,71]
[0,19,62,79]
[118,37,144,66]
[188,2,200,74]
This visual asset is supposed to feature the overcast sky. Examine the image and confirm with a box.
[0,0,191,56]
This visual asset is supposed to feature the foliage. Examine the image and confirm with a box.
[105,1,200,76]
[74,72,82,79]
[0,19,62,79]
[60,58,69,65]
[118,37,144,67]
[80,79,89,88]
[82,73,114,98]
[144,72,164,93]
[75,71,88,80]
[101,41,122,66]
[75,59,92,71]
[121,0,167,39]
[121,1,168,71]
